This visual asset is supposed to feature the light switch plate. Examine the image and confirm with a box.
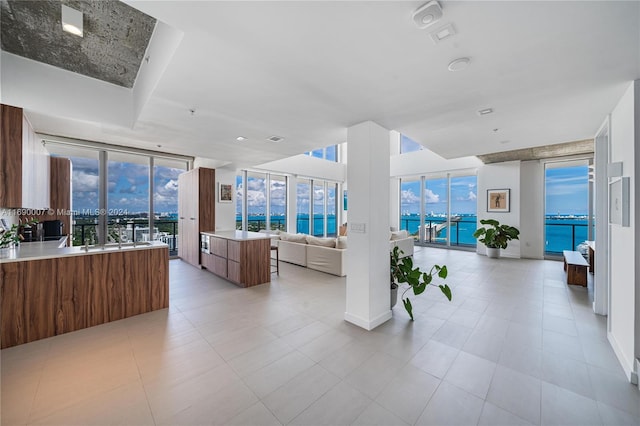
[350,223,366,233]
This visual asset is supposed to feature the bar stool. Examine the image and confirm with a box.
[270,244,279,275]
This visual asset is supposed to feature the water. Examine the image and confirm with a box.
[239,214,588,253]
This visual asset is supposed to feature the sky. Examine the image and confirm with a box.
[69,156,182,214]
[545,165,588,215]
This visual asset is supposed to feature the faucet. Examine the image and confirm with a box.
[84,239,89,252]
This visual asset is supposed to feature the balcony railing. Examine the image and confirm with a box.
[73,220,179,256]
[400,218,477,247]
[544,222,588,255]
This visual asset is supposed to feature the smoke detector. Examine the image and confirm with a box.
[267,136,284,143]
[412,1,443,29]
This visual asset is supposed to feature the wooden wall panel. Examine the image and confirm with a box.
[0,247,169,349]
[241,239,271,287]
[198,168,215,233]
[55,256,87,334]
[227,260,240,284]
[149,247,169,310]
[211,237,227,258]
[0,104,23,207]
[0,262,25,346]
[23,259,57,343]
[227,241,240,262]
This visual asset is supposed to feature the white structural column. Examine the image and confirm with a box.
[344,121,391,330]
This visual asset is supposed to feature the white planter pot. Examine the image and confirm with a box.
[486,247,501,258]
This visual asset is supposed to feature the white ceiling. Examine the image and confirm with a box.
[3,1,639,169]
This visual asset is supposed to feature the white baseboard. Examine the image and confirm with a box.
[344,310,392,331]
[607,331,634,382]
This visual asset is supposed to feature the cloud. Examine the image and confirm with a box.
[73,170,99,192]
[457,191,476,201]
[401,189,420,205]
[164,179,178,191]
[425,188,440,203]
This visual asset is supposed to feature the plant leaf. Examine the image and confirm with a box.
[438,284,452,301]
[403,297,414,321]
[414,281,427,295]
[438,265,448,279]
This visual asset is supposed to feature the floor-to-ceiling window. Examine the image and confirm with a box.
[269,174,287,231]
[449,174,478,247]
[246,172,267,231]
[326,183,338,237]
[296,179,311,233]
[400,172,477,249]
[545,161,590,255]
[424,177,448,245]
[312,182,325,236]
[47,140,189,255]
[107,152,149,243]
[400,178,421,241]
[65,151,100,246]
[153,159,186,254]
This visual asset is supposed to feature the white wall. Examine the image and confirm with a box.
[390,147,482,178]
[608,81,638,381]
[1,52,133,127]
[520,160,544,259]
[254,154,346,182]
[477,161,521,258]
[213,167,238,232]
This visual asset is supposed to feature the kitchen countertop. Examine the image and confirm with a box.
[201,230,272,241]
[0,239,168,263]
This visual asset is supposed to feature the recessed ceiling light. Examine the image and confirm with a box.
[493,128,499,132]
[447,57,470,72]
[477,108,493,116]
[236,136,247,142]
[61,5,83,37]
[412,1,443,29]
[157,144,162,148]
[430,23,456,44]
[267,136,284,143]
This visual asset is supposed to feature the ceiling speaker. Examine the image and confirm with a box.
[412,1,443,29]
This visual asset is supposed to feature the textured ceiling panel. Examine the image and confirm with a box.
[476,139,594,164]
[0,0,156,88]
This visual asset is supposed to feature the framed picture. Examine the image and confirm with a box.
[609,177,629,226]
[218,183,233,203]
[487,189,510,212]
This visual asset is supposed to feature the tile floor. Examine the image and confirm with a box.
[2,247,640,425]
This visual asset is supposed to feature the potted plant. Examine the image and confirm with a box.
[0,224,21,257]
[472,219,520,258]
[390,246,452,320]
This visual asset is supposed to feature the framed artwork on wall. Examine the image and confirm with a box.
[218,183,233,203]
[487,189,510,212]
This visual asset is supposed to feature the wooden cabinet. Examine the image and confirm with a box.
[0,104,49,208]
[0,246,169,349]
[200,232,271,287]
[178,168,215,267]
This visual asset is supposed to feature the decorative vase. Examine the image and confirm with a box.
[391,285,398,308]
[486,247,500,258]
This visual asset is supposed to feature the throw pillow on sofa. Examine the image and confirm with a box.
[279,232,308,243]
[336,236,348,249]
[306,235,336,248]
[390,230,409,240]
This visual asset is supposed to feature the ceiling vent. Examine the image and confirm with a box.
[477,108,494,116]
[412,1,443,29]
[430,23,456,43]
[267,136,284,143]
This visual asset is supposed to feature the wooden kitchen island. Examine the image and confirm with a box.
[0,241,169,349]
[200,231,271,287]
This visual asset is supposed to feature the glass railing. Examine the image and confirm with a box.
[73,220,179,256]
[400,218,477,247]
[545,222,588,255]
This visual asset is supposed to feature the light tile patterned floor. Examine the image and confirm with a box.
[2,247,640,425]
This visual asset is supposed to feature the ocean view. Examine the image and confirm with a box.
[238,214,589,254]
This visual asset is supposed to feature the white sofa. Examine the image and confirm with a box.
[275,230,414,277]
